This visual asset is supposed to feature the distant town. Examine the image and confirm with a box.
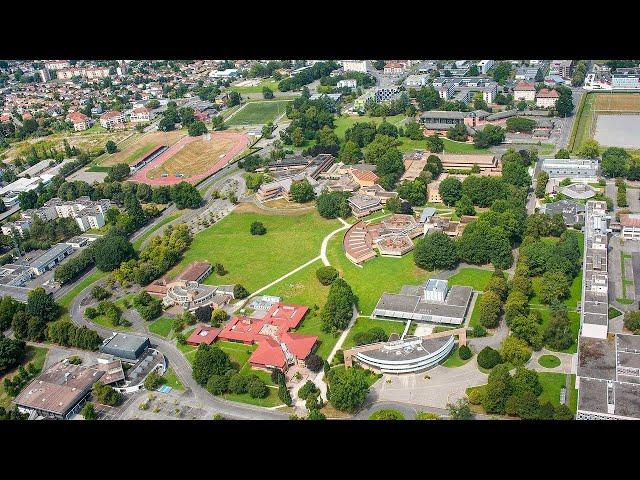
[0,58,639,421]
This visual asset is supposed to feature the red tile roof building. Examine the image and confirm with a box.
[187,324,221,346]
[217,303,316,371]
[67,111,91,131]
[536,88,560,108]
[513,81,536,102]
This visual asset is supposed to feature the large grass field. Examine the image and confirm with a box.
[174,206,339,292]
[326,234,432,315]
[448,267,494,291]
[226,100,292,125]
[342,317,406,350]
[96,129,186,167]
[333,114,407,140]
[0,346,48,409]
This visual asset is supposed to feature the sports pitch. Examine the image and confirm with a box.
[99,129,186,167]
[129,131,249,185]
[225,100,291,125]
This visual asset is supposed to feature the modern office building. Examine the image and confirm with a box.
[373,279,473,325]
[540,158,599,179]
[549,60,573,79]
[100,333,151,362]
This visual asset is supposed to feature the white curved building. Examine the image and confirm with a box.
[353,334,455,374]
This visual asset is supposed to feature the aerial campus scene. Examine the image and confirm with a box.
[2,57,640,423]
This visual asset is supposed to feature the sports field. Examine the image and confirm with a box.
[129,131,250,186]
[98,130,186,167]
[570,92,640,153]
[226,100,291,125]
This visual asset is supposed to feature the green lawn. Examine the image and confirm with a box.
[222,387,282,407]
[148,317,174,338]
[609,307,623,319]
[448,267,493,291]
[333,114,406,140]
[468,294,484,330]
[538,354,561,368]
[538,372,569,409]
[133,212,182,250]
[229,79,280,94]
[294,313,340,360]
[226,100,292,125]
[175,209,339,292]
[441,137,490,154]
[0,346,48,409]
[342,317,406,350]
[442,345,473,368]
[568,92,595,153]
[90,314,134,332]
[58,270,106,309]
[161,367,184,390]
[326,235,432,315]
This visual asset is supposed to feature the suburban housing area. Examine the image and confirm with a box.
[2,57,640,424]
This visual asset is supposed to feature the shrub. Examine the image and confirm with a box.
[144,371,164,391]
[458,345,472,360]
[298,380,320,400]
[501,336,532,366]
[369,409,405,420]
[227,373,248,394]
[467,387,484,405]
[250,221,267,235]
[247,377,268,398]
[316,266,339,286]
[233,284,249,299]
[477,346,502,369]
[206,374,228,395]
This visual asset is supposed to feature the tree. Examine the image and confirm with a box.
[414,232,459,271]
[458,345,472,360]
[505,117,537,133]
[188,120,208,137]
[555,148,571,159]
[481,365,512,414]
[316,191,350,219]
[404,121,424,140]
[233,284,249,299]
[477,346,502,369]
[538,270,570,305]
[250,221,267,235]
[91,235,134,272]
[290,180,316,203]
[601,147,630,178]
[397,179,427,206]
[247,377,268,398]
[544,304,574,350]
[479,291,502,328]
[425,154,444,178]
[316,266,339,286]
[106,163,130,182]
[194,305,212,324]
[447,397,473,420]
[305,354,323,372]
[438,177,463,206]
[81,402,97,420]
[486,273,509,300]
[92,381,121,406]
[492,62,512,84]
[578,139,601,159]
[511,367,542,397]
[206,374,228,395]
[502,161,531,188]
[501,336,532,366]
[278,379,292,406]
[0,296,23,331]
[26,287,58,323]
[510,313,543,350]
[455,195,476,217]
[171,182,202,209]
[556,87,574,117]
[0,335,26,374]
[211,308,228,327]
[327,367,369,413]
[447,123,468,142]
[426,134,444,153]
[338,140,362,164]
[192,344,232,386]
[262,86,274,99]
[105,140,118,154]
[320,278,355,332]
[474,124,505,148]
[504,290,529,326]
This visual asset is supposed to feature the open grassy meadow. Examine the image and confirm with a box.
[229,79,280,94]
[342,317,406,350]
[173,206,339,292]
[448,267,494,291]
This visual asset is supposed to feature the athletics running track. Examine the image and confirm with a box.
[129,131,250,186]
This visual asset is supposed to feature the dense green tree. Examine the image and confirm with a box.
[250,221,267,235]
[316,191,351,219]
[105,140,118,154]
[438,177,463,206]
[601,147,630,178]
[316,266,339,286]
[290,180,316,203]
[327,367,369,413]
[192,344,232,386]
[501,336,532,366]
[414,232,459,271]
[91,235,134,272]
[477,346,502,369]
[397,179,427,206]
[479,291,502,328]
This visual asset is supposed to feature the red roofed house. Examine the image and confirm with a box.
[349,168,379,187]
[536,88,560,108]
[513,81,536,102]
[186,324,221,346]
[67,111,92,131]
[0,114,11,123]
[218,303,316,372]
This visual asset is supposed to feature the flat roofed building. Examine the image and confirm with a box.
[348,193,382,218]
[100,333,150,361]
[541,158,599,179]
[539,199,585,226]
[177,261,212,283]
[440,153,501,174]
[13,361,107,420]
[341,60,367,73]
[29,242,74,275]
[559,183,597,200]
[256,178,293,202]
[373,279,472,325]
[353,335,455,374]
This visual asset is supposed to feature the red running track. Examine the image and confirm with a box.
[129,131,250,186]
